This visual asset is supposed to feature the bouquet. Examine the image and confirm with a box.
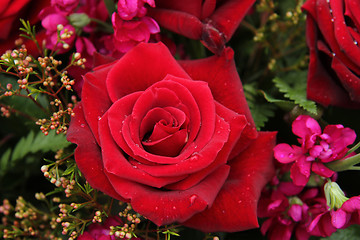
[1,0,360,239]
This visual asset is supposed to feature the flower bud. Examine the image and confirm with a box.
[324,180,349,210]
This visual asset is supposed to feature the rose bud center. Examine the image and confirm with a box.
[140,107,189,157]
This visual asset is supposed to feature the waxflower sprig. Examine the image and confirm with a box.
[0,21,86,135]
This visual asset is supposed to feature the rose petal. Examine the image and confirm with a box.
[105,164,230,226]
[106,43,190,102]
[179,47,258,155]
[81,63,114,143]
[66,104,124,200]
[181,132,276,232]
[99,112,187,188]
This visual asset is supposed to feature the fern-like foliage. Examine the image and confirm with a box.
[273,71,317,115]
[0,131,71,176]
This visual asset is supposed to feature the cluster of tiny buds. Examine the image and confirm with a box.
[57,203,68,224]
[37,56,62,87]
[14,196,37,220]
[36,100,74,135]
[73,52,87,68]
[1,106,10,117]
[57,24,74,49]
[110,204,141,238]
[41,164,75,196]
[0,199,12,216]
[1,46,33,77]
[92,210,103,223]
[3,84,13,96]
[61,74,75,90]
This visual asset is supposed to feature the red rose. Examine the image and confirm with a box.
[0,0,50,54]
[67,42,276,232]
[147,0,255,54]
[303,0,360,108]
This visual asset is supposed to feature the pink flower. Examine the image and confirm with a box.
[78,216,143,240]
[258,182,329,240]
[39,8,76,53]
[77,216,122,240]
[274,115,356,186]
[51,0,79,12]
[106,12,159,54]
[308,181,360,237]
[117,0,155,20]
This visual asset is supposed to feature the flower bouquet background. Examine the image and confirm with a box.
[1,0,360,239]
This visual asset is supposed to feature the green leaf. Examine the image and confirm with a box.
[260,90,295,111]
[273,71,317,114]
[7,130,71,165]
[0,148,12,176]
[321,225,360,240]
[244,83,276,130]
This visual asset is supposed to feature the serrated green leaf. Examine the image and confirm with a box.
[0,149,12,176]
[273,71,317,114]
[260,90,295,111]
[244,83,277,130]
[12,131,35,161]
[321,225,360,240]
[8,131,71,165]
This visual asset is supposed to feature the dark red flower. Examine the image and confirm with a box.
[67,42,276,232]
[147,0,255,54]
[0,0,50,54]
[303,0,360,108]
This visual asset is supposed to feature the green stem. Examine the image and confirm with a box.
[346,141,360,156]
[103,0,116,16]
[348,166,360,171]
[90,18,114,33]
[326,152,360,172]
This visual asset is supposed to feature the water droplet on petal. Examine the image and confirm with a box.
[189,194,197,206]
[97,116,102,121]
[172,206,176,210]
[80,124,85,128]
[155,207,158,210]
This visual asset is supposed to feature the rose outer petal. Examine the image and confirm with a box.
[81,63,114,144]
[181,131,276,232]
[106,42,190,103]
[66,104,124,200]
[105,164,231,226]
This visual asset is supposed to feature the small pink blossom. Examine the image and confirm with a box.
[77,216,143,240]
[258,181,327,240]
[117,0,155,20]
[308,182,360,237]
[274,115,356,186]
[51,0,79,13]
[39,8,76,53]
[106,12,160,54]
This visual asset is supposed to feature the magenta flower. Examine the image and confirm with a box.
[117,0,155,20]
[51,0,79,12]
[39,8,76,53]
[258,181,328,240]
[308,181,360,237]
[77,216,143,240]
[105,12,159,54]
[274,115,356,186]
[77,216,123,240]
